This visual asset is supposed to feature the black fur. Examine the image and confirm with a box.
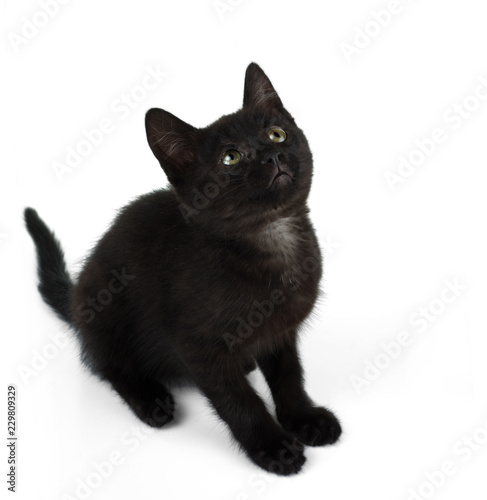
[24,207,73,323]
[24,63,341,475]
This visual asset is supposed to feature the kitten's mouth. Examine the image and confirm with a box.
[270,171,292,188]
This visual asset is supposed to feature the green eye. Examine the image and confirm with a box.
[267,127,287,143]
[222,149,242,165]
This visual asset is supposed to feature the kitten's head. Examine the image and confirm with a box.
[145,63,313,231]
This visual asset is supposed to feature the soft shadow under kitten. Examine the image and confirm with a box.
[24,63,341,475]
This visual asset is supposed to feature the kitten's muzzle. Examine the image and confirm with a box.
[261,151,293,187]
[271,170,292,186]
[269,165,293,189]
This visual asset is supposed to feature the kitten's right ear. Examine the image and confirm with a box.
[243,63,283,112]
[145,108,197,186]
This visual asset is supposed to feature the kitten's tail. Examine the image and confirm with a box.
[24,208,73,324]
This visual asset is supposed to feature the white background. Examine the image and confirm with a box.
[2,0,487,499]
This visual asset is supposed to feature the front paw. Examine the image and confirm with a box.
[248,435,306,475]
[279,407,342,446]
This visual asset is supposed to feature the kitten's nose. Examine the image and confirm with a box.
[263,152,282,168]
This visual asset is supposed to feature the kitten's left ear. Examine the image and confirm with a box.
[243,63,283,111]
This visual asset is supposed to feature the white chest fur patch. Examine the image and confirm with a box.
[258,217,299,263]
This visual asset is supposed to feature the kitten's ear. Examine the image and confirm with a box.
[145,108,197,185]
[243,63,283,111]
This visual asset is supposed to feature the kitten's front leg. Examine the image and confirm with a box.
[258,337,342,447]
[178,348,305,475]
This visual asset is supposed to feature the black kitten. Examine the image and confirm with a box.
[24,63,341,475]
